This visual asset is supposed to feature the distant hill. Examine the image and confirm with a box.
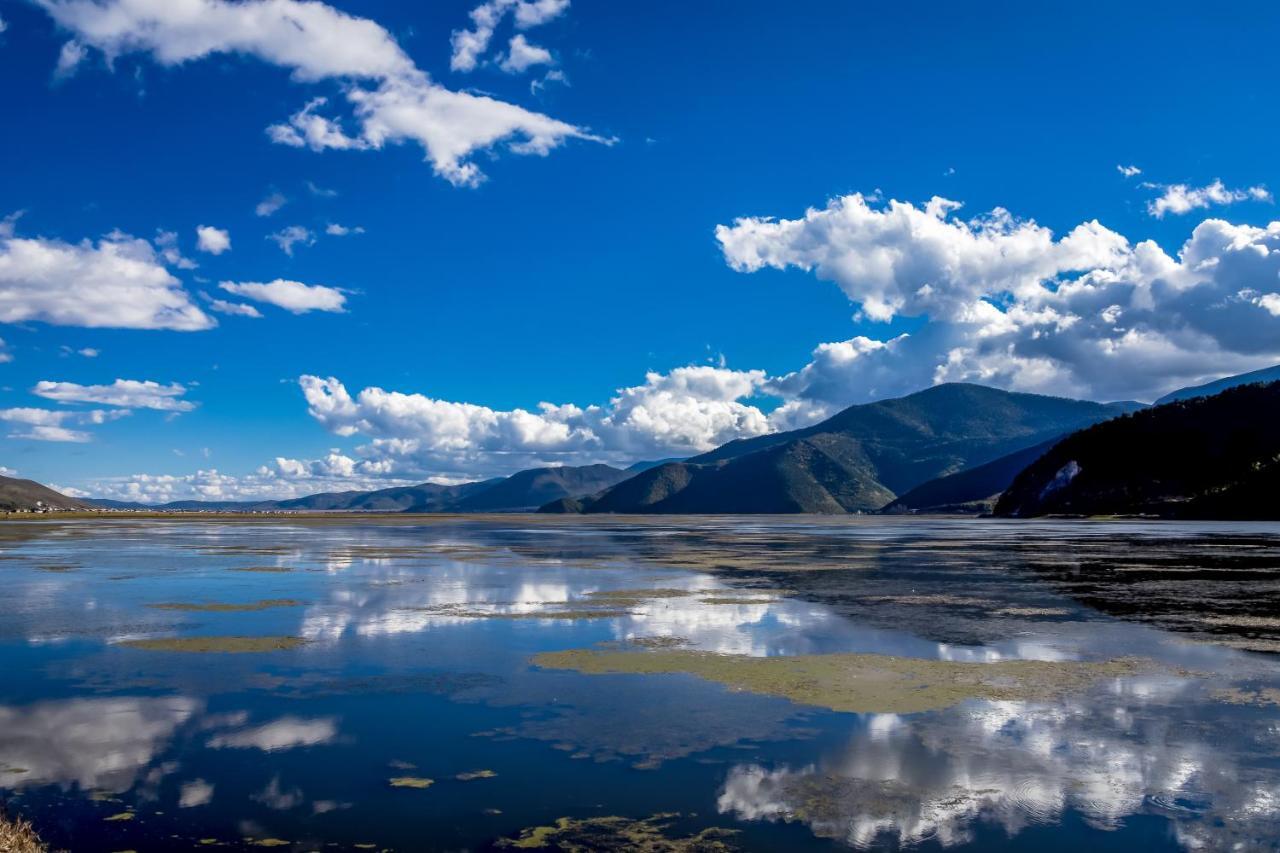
[1155,364,1280,405]
[882,438,1060,514]
[0,475,89,512]
[626,458,686,473]
[995,381,1280,519]
[86,464,629,514]
[453,465,632,511]
[545,383,1139,514]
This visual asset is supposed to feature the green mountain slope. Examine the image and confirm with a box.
[453,465,631,511]
[995,382,1280,519]
[552,383,1137,515]
[882,438,1060,514]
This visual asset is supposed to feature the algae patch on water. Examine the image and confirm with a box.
[388,776,434,789]
[498,813,737,851]
[456,769,497,781]
[532,649,1147,714]
[119,636,310,653]
[147,599,303,613]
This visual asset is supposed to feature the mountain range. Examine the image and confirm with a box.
[542,383,1140,514]
[6,365,1276,518]
[87,464,632,514]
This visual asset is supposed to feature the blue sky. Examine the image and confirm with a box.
[1,0,1278,501]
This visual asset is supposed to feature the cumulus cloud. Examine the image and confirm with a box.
[178,779,214,808]
[33,379,196,412]
[500,34,554,74]
[1145,179,1272,218]
[0,338,12,364]
[451,0,569,72]
[296,366,772,481]
[324,223,364,236]
[0,407,129,442]
[219,279,347,314]
[267,225,315,255]
[717,193,1280,403]
[0,218,212,330]
[152,229,197,270]
[195,225,230,254]
[84,452,418,504]
[1116,164,1142,177]
[39,0,603,187]
[255,191,287,217]
[205,297,262,318]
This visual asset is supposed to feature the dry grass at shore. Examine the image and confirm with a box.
[0,812,48,853]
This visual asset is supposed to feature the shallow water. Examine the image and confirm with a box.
[2,516,1280,851]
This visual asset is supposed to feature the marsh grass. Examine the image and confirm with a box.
[534,648,1150,714]
[0,812,48,853]
[146,599,303,612]
[119,636,309,653]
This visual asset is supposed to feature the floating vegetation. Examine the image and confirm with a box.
[697,597,778,606]
[0,812,47,853]
[456,769,497,781]
[499,812,738,851]
[248,839,290,848]
[533,649,1150,714]
[995,606,1074,618]
[119,636,310,653]
[628,636,691,649]
[583,589,695,608]
[388,776,434,789]
[229,566,293,573]
[146,599,303,613]
[103,812,134,821]
[1211,686,1280,706]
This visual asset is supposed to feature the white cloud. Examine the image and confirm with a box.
[718,194,1280,403]
[84,453,417,504]
[219,279,347,314]
[79,347,99,357]
[0,337,11,364]
[1117,164,1142,177]
[153,229,197,270]
[54,39,88,78]
[0,15,7,34]
[296,365,772,481]
[324,223,364,237]
[33,379,196,412]
[1146,179,1272,218]
[205,298,262,318]
[0,219,212,331]
[716,193,1130,322]
[0,407,130,443]
[195,225,230,254]
[500,34,553,74]
[40,0,602,188]
[451,0,569,72]
[267,225,315,255]
[255,191,287,217]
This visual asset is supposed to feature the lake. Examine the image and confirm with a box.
[2,516,1279,851]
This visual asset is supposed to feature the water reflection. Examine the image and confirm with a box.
[0,696,199,793]
[718,676,1280,849]
[1,517,1279,851]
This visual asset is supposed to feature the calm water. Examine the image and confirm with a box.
[2,517,1280,851]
